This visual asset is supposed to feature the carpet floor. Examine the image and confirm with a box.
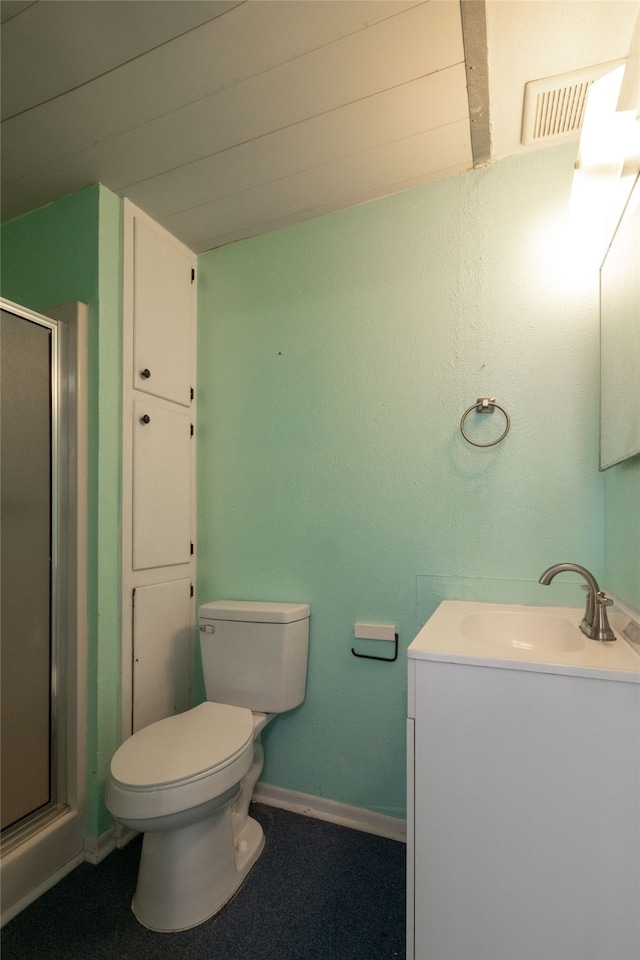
[1,804,406,960]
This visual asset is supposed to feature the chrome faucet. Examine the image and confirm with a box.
[538,563,615,642]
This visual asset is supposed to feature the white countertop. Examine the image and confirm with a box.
[408,600,640,682]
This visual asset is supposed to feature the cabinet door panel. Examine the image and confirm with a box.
[133,579,192,732]
[133,216,193,407]
[133,399,191,570]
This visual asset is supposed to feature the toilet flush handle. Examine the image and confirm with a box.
[200,623,215,634]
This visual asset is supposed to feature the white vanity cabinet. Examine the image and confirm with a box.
[407,600,640,960]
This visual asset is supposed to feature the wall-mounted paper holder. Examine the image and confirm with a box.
[351,622,398,662]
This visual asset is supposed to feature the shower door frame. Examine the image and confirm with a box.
[0,299,87,926]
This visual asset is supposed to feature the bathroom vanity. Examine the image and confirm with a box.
[406,601,640,960]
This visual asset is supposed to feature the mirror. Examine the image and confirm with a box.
[599,172,640,470]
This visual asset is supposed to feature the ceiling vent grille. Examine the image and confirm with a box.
[521,60,625,145]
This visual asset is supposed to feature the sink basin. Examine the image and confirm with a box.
[460,610,586,652]
[408,600,640,682]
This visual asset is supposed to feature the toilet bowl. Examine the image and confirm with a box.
[106,702,270,932]
[106,599,310,932]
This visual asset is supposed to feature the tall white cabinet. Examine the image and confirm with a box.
[122,202,197,737]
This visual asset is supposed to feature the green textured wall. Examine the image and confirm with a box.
[197,143,605,819]
[1,143,635,835]
[0,185,122,836]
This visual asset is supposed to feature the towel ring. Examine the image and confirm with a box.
[460,397,510,447]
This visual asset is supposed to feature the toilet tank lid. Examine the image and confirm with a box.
[199,600,310,624]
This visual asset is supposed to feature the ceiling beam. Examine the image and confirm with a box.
[461,0,491,166]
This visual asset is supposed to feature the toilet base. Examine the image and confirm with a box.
[132,798,264,932]
[232,813,265,877]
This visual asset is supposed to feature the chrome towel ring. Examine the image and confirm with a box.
[460,397,510,447]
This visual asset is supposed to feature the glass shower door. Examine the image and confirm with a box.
[1,308,55,832]
[1,298,86,925]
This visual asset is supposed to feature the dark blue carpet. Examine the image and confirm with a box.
[1,804,406,960]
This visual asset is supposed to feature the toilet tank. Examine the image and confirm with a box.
[198,601,310,713]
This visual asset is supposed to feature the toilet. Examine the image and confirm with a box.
[106,600,310,932]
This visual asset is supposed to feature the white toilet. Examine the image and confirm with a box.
[106,600,310,932]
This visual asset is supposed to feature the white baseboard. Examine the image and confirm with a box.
[114,824,139,850]
[82,785,405,875]
[83,827,116,865]
[252,783,406,843]
[83,823,138,864]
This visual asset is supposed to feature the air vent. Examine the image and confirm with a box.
[521,59,625,145]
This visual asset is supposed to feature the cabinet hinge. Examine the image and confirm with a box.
[191,268,195,283]
[190,583,194,598]
[190,541,194,555]
[190,423,194,437]
[190,386,194,402]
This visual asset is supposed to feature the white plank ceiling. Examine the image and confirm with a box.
[1,0,638,253]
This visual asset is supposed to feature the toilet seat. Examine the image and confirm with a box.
[111,702,254,789]
[106,702,255,822]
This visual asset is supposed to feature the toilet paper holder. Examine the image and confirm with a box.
[351,628,399,662]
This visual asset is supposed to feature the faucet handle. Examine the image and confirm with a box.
[594,591,616,641]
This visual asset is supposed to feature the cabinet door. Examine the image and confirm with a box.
[132,215,193,407]
[412,659,640,960]
[132,579,192,732]
[133,399,191,570]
